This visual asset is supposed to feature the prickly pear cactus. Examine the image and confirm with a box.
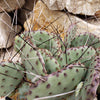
[0,25,100,100]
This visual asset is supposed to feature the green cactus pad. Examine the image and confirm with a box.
[25,64,87,100]
[39,49,61,74]
[66,46,96,65]
[55,51,66,68]
[14,34,25,52]
[71,33,100,50]
[20,43,46,80]
[14,34,46,80]
[28,31,61,54]
[0,61,24,97]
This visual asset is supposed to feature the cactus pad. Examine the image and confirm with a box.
[0,61,24,97]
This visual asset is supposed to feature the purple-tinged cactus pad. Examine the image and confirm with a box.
[76,56,100,100]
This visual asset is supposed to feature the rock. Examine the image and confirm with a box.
[0,12,22,49]
[43,0,100,15]
[18,0,38,24]
[23,0,38,10]
[0,12,14,48]
[95,10,100,18]
[85,17,100,25]
[0,97,5,100]
[0,0,25,12]
[24,1,100,39]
